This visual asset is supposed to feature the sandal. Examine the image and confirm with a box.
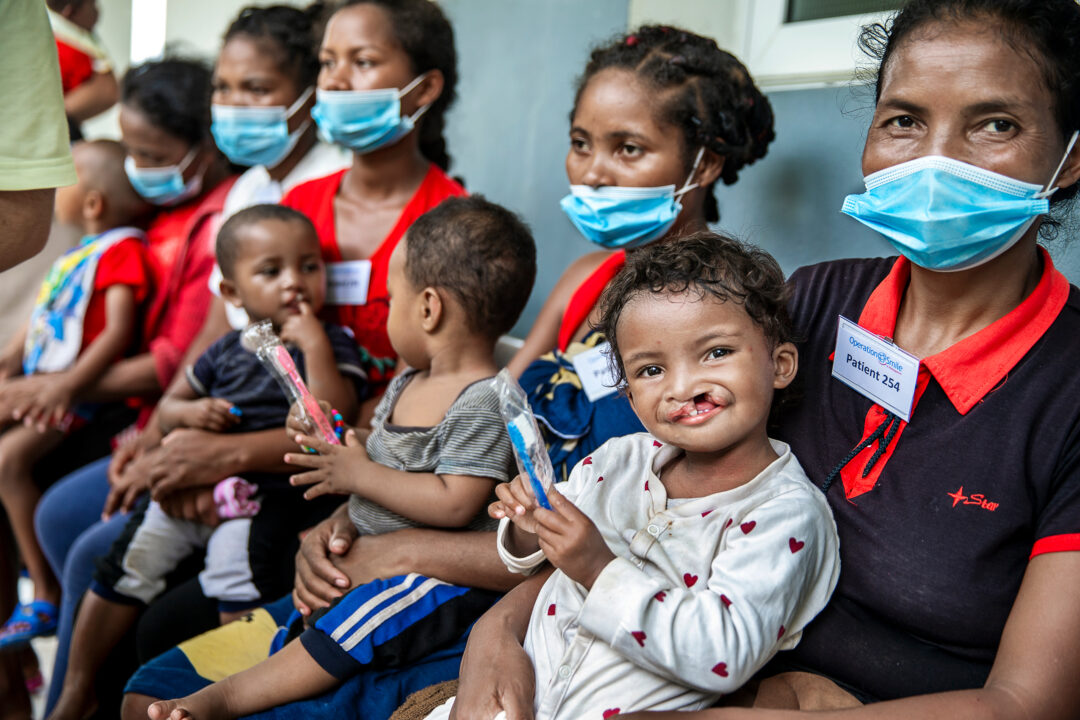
[0,600,59,650]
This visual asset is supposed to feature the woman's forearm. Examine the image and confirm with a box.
[374,528,528,592]
[83,352,160,401]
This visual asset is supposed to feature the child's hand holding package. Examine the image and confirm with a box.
[492,477,616,590]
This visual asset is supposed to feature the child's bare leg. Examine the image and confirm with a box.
[0,426,63,605]
[147,637,338,720]
[47,591,140,720]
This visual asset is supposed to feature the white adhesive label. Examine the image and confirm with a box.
[831,315,919,422]
[571,341,620,402]
[325,260,372,305]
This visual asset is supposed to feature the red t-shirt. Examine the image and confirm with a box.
[80,235,150,354]
[141,177,238,392]
[281,164,466,363]
[55,38,94,94]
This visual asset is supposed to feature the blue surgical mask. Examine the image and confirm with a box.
[560,147,704,249]
[211,87,314,168]
[311,75,428,154]
[124,148,204,206]
[841,132,1078,271]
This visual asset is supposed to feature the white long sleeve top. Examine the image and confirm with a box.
[497,433,840,720]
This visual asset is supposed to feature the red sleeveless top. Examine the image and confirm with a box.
[556,250,626,351]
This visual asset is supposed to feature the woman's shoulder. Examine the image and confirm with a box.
[558,250,619,298]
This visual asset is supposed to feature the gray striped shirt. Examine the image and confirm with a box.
[348,369,513,534]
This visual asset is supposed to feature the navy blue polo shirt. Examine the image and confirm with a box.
[187,324,366,433]
[771,248,1080,701]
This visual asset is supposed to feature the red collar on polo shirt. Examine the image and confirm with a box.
[856,246,1070,415]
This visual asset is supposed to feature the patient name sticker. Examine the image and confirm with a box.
[326,260,372,305]
[571,342,619,402]
[831,316,919,422]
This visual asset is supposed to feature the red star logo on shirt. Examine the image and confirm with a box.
[947,486,968,508]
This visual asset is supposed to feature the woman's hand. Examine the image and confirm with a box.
[285,429,370,500]
[292,505,359,616]
[102,428,162,518]
[146,428,239,499]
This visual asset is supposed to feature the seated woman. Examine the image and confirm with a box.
[453,1,1080,718]
[507,26,775,480]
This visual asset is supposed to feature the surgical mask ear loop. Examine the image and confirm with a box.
[673,146,706,199]
[395,73,432,126]
[286,86,316,120]
[1036,129,1080,199]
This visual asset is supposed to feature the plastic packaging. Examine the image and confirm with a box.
[494,368,553,510]
[240,319,340,446]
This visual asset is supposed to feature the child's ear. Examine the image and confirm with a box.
[82,189,106,223]
[419,286,442,332]
[219,278,243,308]
[771,341,798,390]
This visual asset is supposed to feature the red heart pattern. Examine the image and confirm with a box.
[547,604,556,616]
[603,710,621,719]
[701,509,713,517]
[724,518,733,529]
[597,476,604,483]
[653,591,666,602]
[653,440,663,447]
[720,594,732,608]
[644,480,649,491]
[582,457,593,465]
[631,631,647,646]
[789,537,804,553]
[778,625,785,639]
[740,521,756,534]
[683,573,698,588]
[711,662,729,677]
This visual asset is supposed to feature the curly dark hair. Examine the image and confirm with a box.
[860,0,1080,237]
[223,4,329,92]
[337,0,458,171]
[404,196,536,340]
[574,25,775,223]
[598,232,793,387]
[122,58,213,146]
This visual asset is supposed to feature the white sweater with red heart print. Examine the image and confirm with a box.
[486,433,841,720]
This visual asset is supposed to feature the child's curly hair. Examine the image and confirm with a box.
[598,232,793,387]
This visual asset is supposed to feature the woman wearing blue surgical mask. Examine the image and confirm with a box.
[202,4,351,332]
[506,27,775,480]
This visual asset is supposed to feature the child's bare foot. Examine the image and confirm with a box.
[147,685,231,720]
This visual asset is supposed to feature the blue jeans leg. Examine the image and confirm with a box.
[35,457,131,713]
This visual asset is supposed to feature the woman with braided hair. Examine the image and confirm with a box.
[508,26,776,480]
